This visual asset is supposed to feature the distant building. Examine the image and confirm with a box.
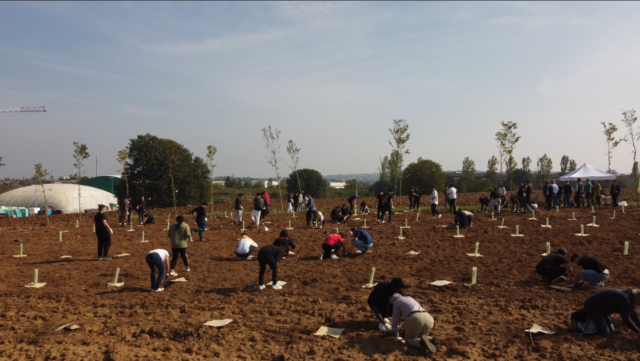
[263,180,280,188]
[329,182,346,189]
[211,180,225,187]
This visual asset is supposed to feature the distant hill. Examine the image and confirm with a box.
[323,173,379,182]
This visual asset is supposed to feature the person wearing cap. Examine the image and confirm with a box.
[568,254,609,289]
[146,248,171,292]
[350,227,373,255]
[235,233,258,260]
[257,245,284,290]
[168,215,191,276]
[390,293,440,353]
[94,205,113,260]
[569,288,640,336]
[190,203,208,242]
[535,248,571,283]
[320,233,345,260]
[367,278,405,332]
[273,230,296,257]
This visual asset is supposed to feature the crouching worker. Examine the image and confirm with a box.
[313,210,326,228]
[258,245,284,290]
[350,227,373,255]
[146,248,170,292]
[535,248,571,283]
[510,195,523,212]
[390,294,440,353]
[168,215,191,275]
[235,233,258,260]
[330,206,345,223]
[273,230,296,257]
[320,233,345,260]
[367,278,406,332]
[454,210,473,228]
[570,288,640,336]
[479,196,490,213]
[569,254,609,289]
[360,201,370,214]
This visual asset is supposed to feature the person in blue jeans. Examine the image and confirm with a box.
[146,249,171,292]
[350,227,373,254]
[568,254,610,290]
[190,203,208,242]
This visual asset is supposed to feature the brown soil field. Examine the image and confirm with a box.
[1,205,640,360]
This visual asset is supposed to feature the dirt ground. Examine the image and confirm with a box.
[1,204,640,360]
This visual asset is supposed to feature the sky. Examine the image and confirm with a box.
[1,2,640,179]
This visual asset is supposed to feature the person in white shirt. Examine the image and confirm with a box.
[430,186,441,219]
[446,184,457,212]
[550,180,560,208]
[313,210,326,228]
[145,249,171,292]
[235,233,258,260]
[498,185,507,206]
[390,294,439,353]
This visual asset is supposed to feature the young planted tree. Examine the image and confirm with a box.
[495,121,521,190]
[460,157,476,192]
[389,119,410,205]
[505,155,518,190]
[559,155,570,176]
[536,154,553,187]
[620,109,638,204]
[206,145,217,209]
[486,155,498,185]
[163,140,179,215]
[569,159,577,173]
[33,163,50,224]
[262,126,284,212]
[72,142,90,220]
[116,148,130,196]
[286,140,301,194]
[601,122,620,173]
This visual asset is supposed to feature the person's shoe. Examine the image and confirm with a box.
[592,282,605,289]
[103,257,112,260]
[319,253,324,260]
[247,256,254,260]
[185,268,190,272]
[437,214,442,219]
[155,288,164,292]
[169,270,178,276]
[361,249,368,255]
[281,256,286,259]
[421,335,436,353]
[258,284,266,290]
[331,254,339,259]
[569,319,578,332]
[272,284,282,290]
[377,219,381,224]
[98,257,104,260]
[431,337,440,352]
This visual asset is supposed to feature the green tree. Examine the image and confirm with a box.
[33,163,50,224]
[388,119,410,204]
[116,148,130,196]
[620,109,638,204]
[559,155,570,176]
[262,126,284,211]
[286,140,301,194]
[402,158,447,195]
[521,156,532,180]
[206,145,217,209]
[378,155,389,183]
[243,180,253,188]
[72,142,90,220]
[535,154,553,187]
[495,121,521,188]
[460,157,476,193]
[486,155,498,185]
[602,122,621,173]
[253,180,263,188]
[285,168,327,198]
[505,155,518,190]
[569,159,577,172]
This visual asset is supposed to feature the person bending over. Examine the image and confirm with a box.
[390,294,440,353]
[479,196,490,213]
[367,278,406,332]
[273,230,296,257]
[510,195,523,213]
[258,245,284,290]
[360,201,370,214]
[568,254,609,289]
[536,248,571,283]
[320,233,345,260]
[340,204,353,223]
[313,210,326,228]
[350,227,373,255]
[348,194,358,213]
[235,233,258,260]
[331,206,345,223]
[168,215,191,275]
[454,210,473,228]
[146,248,171,292]
[570,288,640,336]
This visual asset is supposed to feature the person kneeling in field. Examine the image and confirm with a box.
[330,206,345,223]
[360,200,370,214]
[536,248,571,283]
[350,227,373,255]
[273,230,296,257]
[235,233,258,260]
[257,245,284,290]
[454,210,473,228]
[320,233,345,260]
[510,195,523,213]
[390,294,440,353]
[313,210,326,228]
[146,248,171,292]
[568,254,609,290]
[569,288,640,336]
[367,277,406,332]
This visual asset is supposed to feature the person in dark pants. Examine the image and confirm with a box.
[260,191,270,222]
[305,194,316,226]
[585,179,593,207]
[348,194,358,213]
[234,193,244,225]
[273,230,296,257]
[138,196,146,225]
[258,245,284,290]
[570,288,640,336]
[293,192,299,213]
[408,187,414,210]
[569,254,610,289]
[376,190,384,221]
[510,194,523,212]
[543,181,553,210]
[379,189,394,224]
[94,205,113,260]
[367,278,406,332]
[430,186,440,218]
[190,203,207,242]
[563,181,572,207]
[413,188,421,210]
[479,196,490,213]
[447,184,457,212]
[320,233,345,260]
[146,249,170,292]
[168,215,191,275]
[610,180,620,207]
[535,248,571,283]
[126,196,132,225]
[235,233,258,260]
[331,206,345,222]
[523,181,532,209]
[119,196,129,226]
[340,204,352,222]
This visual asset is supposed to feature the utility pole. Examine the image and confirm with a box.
[96,154,98,177]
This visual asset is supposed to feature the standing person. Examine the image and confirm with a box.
[595,183,602,206]
[126,196,132,226]
[119,196,129,226]
[260,191,269,222]
[443,186,450,212]
[306,193,316,226]
[379,189,394,224]
[350,227,373,254]
[190,203,207,242]
[273,230,296,257]
[251,193,264,228]
[430,186,441,219]
[235,233,258,260]
[376,190,385,222]
[234,193,244,225]
[168,215,191,275]
[145,248,170,292]
[563,181,573,208]
[408,187,414,210]
[535,248,571,283]
[585,179,593,207]
[320,233,345,260]
[367,278,406,332]
[390,294,440,353]
[498,184,507,206]
[138,196,146,225]
[298,191,305,212]
[287,192,293,213]
[413,188,422,210]
[95,205,113,260]
[348,194,358,213]
[257,245,284,290]
[610,180,620,207]
[551,180,560,208]
[576,178,585,208]
[292,192,299,213]
[523,181,532,209]
[568,254,610,289]
[569,288,640,336]
[543,181,552,210]
[447,184,457,212]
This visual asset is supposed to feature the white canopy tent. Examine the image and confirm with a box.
[559,163,617,181]
[0,184,117,213]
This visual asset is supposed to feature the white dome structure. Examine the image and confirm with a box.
[0,184,117,213]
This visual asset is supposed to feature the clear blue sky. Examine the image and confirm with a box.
[1,2,640,179]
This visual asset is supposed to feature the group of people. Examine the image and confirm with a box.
[119,195,155,226]
[535,249,610,289]
[286,190,308,213]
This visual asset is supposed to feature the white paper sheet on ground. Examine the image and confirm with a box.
[354,250,372,254]
[430,280,452,286]
[169,277,187,282]
[127,230,135,232]
[107,282,124,287]
[550,285,572,292]
[407,250,420,255]
[541,253,548,256]
[314,326,344,338]
[525,324,555,334]
[204,319,234,327]
[466,253,483,257]
[266,281,286,286]
[60,255,72,258]
[114,254,130,257]
[54,323,79,332]
[352,218,362,221]
[361,283,378,289]
[25,282,46,288]
[288,251,295,255]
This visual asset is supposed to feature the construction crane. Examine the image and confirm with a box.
[0,106,47,113]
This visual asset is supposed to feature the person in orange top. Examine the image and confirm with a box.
[320,233,345,260]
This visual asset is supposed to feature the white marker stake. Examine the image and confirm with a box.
[556,206,558,213]
[93,224,95,232]
[130,223,133,231]
[491,212,494,220]
[142,231,145,243]
[456,226,459,237]
[622,206,625,213]
[581,225,584,236]
[241,221,245,232]
[612,210,616,219]
[624,241,629,255]
[511,225,523,237]
[546,242,550,255]
[516,225,519,236]
[59,232,62,242]
[501,219,504,227]
[369,267,376,286]
[415,213,419,221]
[474,242,479,256]
[113,268,120,284]
[591,206,595,213]
[76,220,79,228]
[34,269,38,285]
[20,244,23,256]
[225,211,227,218]
[336,227,339,234]
[364,219,367,227]
[471,267,477,285]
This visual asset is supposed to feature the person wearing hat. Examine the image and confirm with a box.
[350,227,373,255]
[367,278,405,332]
[235,233,258,260]
[167,215,191,276]
[390,293,440,353]
[257,244,284,290]
[145,248,171,292]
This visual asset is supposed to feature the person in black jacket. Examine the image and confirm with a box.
[233,193,244,225]
[535,248,571,283]
[413,188,422,210]
[273,230,296,257]
[257,245,284,290]
[562,181,573,208]
[330,206,345,222]
[138,196,146,225]
[570,288,640,336]
[569,254,610,289]
[376,190,384,221]
[190,203,207,242]
[367,277,406,332]
[610,180,621,207]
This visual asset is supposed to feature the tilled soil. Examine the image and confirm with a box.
[1,205,639,360]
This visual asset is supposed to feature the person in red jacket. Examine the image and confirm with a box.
[320,233,345,260]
